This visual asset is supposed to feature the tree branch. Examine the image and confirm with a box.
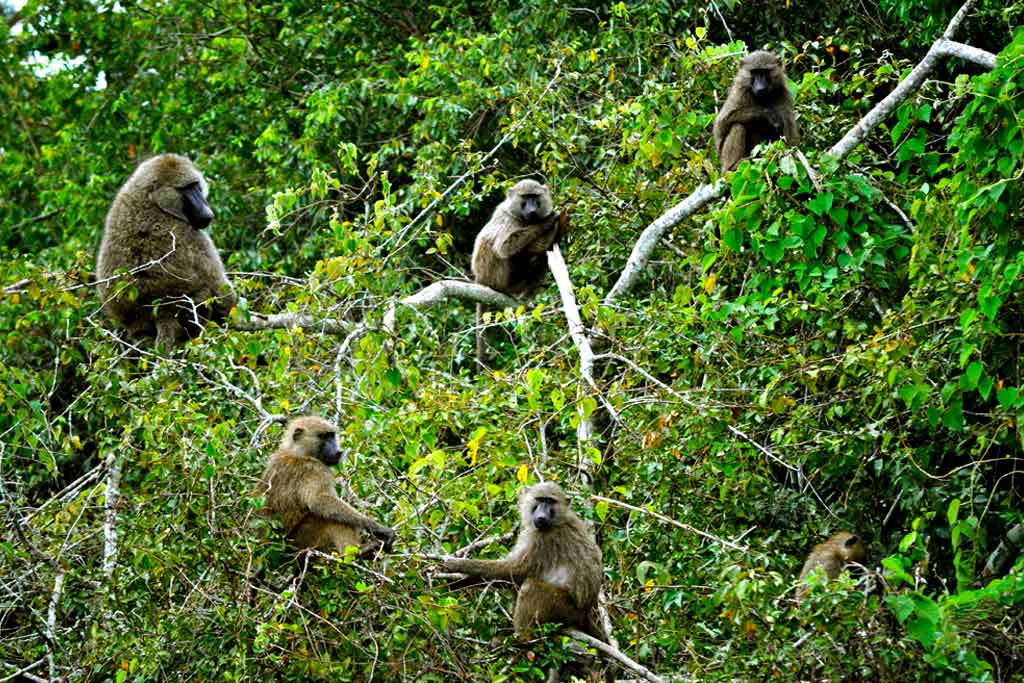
[102,453,122,579]
[605,0,994,302]
[233,312,353,334]
[828,0,989,160]
[604,180,725,304]
[383,280,518,334]
[564,629,666,683]
[591,494,748,552]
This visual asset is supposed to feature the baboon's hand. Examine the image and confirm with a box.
[373,526,396,552]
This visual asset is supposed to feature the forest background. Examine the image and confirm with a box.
[1,0,1022,681]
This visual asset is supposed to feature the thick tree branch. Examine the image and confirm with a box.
[604,180,725,304]
[233,312,353,334]
[605,0,993,302]
[564,629,666,683]
[383,280,518,334]
[102,453,122,579]
[828,0,989,160]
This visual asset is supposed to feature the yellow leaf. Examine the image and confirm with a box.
[685,36,696,50]
[516,464,529,484]
[607,64,615,83]
[704,272,717,294]
[70,435,82,450]
[436,213,443,226]
[420,54,429,69]
[589,49,597,63]
[280,399,290,411]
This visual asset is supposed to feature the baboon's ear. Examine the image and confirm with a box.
[845,535,860,548]
[150,185,186,221]
[292,427,304,442]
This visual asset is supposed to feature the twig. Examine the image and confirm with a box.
[454,530,517,558]
[1,659,46,683]
[591,494,748,552]
[563,629,665,683]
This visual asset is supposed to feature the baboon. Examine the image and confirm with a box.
[713,50,799,172]
[797,531,867,601]
[96,153,237,350]
[471,179,566,361]
[257,416,395,557]
[442,482,608,642]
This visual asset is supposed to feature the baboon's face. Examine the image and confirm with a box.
[290,419,341,466]
[145,155,215,230]
[742,52,785,104]
[521,482,568,532]
[835,533,867,563]
[508,179,553,225]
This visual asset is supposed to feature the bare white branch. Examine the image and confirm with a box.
[233,312,353,334]
[592,494,748,552]
[383,280,518,334]
[564,628,666,683]
[46,570,65,681]
[829,0,992,160]
[102,454,122,579]
[604,180,726,304]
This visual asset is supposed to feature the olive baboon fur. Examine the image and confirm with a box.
[470,179,566,361]
[713,50,799,172]
[796,531,867,602]
[257,416,395,557]
[442,482,608,642]
[471,179,563,296]
[96,153,237,349]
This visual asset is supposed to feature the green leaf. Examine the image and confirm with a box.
[997,386,1019,409]
[947,498,961,526]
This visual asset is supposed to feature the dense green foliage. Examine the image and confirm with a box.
[1,0,1022,681]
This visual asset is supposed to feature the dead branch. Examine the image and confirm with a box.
[564,629,666,683]
[46,570,65,681]
[383,280,518,334]
[233,312,353,334]
[828,0,992,160]
[605,0,994,302]
[101,453,122,579]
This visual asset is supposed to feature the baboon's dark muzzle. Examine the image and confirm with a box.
[182,185,214,230]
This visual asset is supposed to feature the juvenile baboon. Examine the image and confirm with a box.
[797,531,867,601]
[442,482,608,642]
[96,153,237,349]
[713,50,799,172]
[471,179,566,361]
[257,416,395,557]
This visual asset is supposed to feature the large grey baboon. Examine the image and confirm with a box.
[713,50,799,172]
[96,153,237,349]
[256,416,395,557]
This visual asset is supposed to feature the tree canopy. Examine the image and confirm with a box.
[1,0,1022,681]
